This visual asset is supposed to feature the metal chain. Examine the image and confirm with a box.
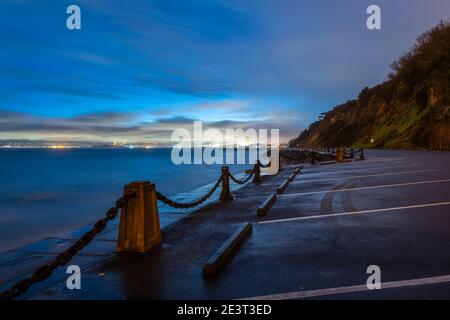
[279,152,306,161]
[156,176,222,209]
[229,170,254,185]
[0,194,135,301]
[258,161,272,168]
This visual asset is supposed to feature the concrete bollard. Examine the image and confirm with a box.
[220,166,233,201]
[253,160,261,183]
[116,181,161,253]
[310,151,317,164]
[359,148,366,160]
[336,147,345,162]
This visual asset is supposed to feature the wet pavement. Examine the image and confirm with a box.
[1,149,450,299]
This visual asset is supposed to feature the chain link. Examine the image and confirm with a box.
[258,161,272,168]
[279,152,306,161]
[228,170,254,184]
[1,158,304,299]
[156,176,222,209]
[0,194,135,300]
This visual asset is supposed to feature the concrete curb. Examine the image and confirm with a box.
[202,223,253,278]
[257,193,277,216]
[277,180,289,194]
[319,161,336,165]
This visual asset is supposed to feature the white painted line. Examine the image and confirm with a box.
[328,158,405,165]
[239,274,450,300]
[362,157,406,162]
[263,169,436,186]
[295,169,437,183]
[307,163,421,173]
[258,201,450,225]
[278,178,450,197]
[262,164,423,186]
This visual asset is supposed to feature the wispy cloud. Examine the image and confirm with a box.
[0,107,303,143]
[1,0,449,143]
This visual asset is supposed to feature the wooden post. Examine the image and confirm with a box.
[253,160,261,183]
[116,181,161,253]
[220,166,233,201]
[336,147,345,162]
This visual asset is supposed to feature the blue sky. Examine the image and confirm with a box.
[0,0,449,143]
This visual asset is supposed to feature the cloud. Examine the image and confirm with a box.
[63,52,116,66]
[1,0,449,143]
[0,108,303,143]
[155,116,198,125]
[71,112,136,123]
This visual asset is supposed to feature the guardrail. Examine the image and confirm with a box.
[280,147,365,163]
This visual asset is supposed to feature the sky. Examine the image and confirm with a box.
[0,0,449,144]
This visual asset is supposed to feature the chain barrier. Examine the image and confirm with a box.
[157,161,269,206]
[1,147,362,300]
[281,148,339,162]
[279,152,306,161]
[156,176,222,209]
[228,170,254,185]
[258,161,272,168]
[0,193,136,301]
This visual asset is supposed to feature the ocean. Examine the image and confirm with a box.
[0,148,252,252]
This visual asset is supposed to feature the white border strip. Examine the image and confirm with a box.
[278,178,450,197]
[239,274,450,300]
[262,164,423,186]
[290,169,436,184]
[258,201,450,224]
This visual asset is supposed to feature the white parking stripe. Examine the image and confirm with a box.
[263,164,423,186]
[362,157,405,162]
[296,169,437,183]
[239,274,450,300]
[258,201,450,225]
[267,169,436,186]
[309,162,421,173]
[320,163,422,173]
[278,178,450,197]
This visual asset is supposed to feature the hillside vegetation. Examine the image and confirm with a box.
[290,21,450,150]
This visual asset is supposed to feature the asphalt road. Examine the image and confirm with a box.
[3,149,450,300]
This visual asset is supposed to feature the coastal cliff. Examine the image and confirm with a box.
[290,21,450,150]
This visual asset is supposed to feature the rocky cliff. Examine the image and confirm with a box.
[290,21,450,150]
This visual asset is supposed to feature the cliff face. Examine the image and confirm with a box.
[290,21,450,151]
